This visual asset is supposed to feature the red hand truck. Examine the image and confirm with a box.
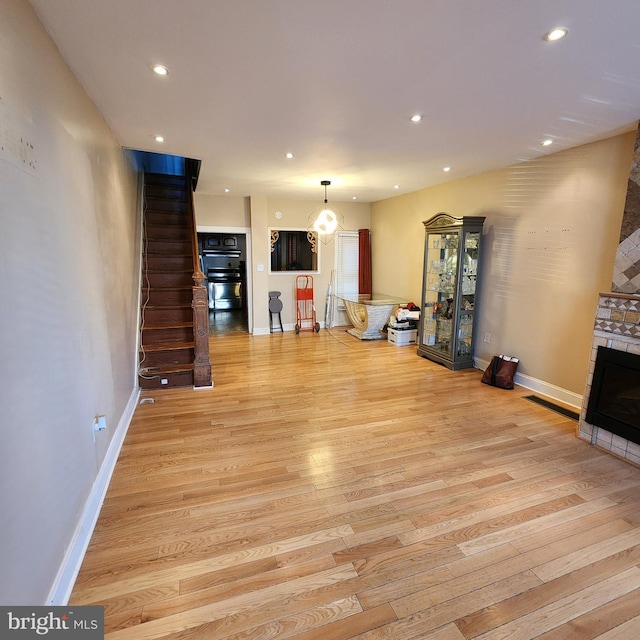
[294,275,320,333]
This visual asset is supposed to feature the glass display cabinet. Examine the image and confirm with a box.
[417,213,485,370]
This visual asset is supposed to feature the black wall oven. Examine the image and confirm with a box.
[199,234,246,311]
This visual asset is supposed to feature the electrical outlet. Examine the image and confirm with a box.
[484,332,491,343]
[161,378,168,385]
[92,415,106,443]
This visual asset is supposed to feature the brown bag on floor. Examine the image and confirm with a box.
[481,355,518,390]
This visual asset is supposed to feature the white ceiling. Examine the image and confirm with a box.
[30,0,640,203]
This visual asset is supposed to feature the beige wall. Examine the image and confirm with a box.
[0,0,140,604]
[194,193,249,227]
[249,196,270,331]
[372,133,635,400]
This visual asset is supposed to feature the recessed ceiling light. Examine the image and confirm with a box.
[152,64,169,76]
[154,135,164,142]
[224,188,230,193]
[443,166,451,172]
[352,196,357,200]
[543,28,568,42]
[394,184,400,189]
[541,138,553,146]
[285,152,294,159]
[410,114,422,123]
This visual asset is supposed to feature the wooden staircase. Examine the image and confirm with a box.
[138,172,212,389]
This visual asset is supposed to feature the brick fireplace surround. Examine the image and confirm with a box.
[578,124,640,465]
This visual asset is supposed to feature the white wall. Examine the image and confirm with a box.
[0,0,140,604]
[371,132,635,402]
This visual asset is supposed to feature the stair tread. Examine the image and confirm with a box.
[145,206,187,212]
[145,235,189,240]
[144,218,187,224]
[145,195,186,200]
[144,256,192,261]
[145,197,187,201]
[143,273,193,281]
[145,222,190,229]
[145,244,192,249]
[143,321,194,330]
[145,235,191,238]
[145,245,192,249]
[144,303,192,309]
[141,341,195,352]
[145,194,186,199]
[145,253,193,259]
[142,285,193,290]
[145,245,192,248]
[139,363,194,374]
[144,206,187,211]
[146,181,186,187]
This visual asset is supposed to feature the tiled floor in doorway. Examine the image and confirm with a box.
[208,308,248,334]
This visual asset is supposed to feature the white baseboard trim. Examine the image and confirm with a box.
[474,358,582,410]
[47,387,140,605]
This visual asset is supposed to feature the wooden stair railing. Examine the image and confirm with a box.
[185,159,212,388]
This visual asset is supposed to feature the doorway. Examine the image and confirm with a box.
[197,227,251,334]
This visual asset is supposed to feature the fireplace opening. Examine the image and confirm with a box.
[586,346,640,445]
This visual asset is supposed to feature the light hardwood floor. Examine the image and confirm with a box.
[71,328,640,639]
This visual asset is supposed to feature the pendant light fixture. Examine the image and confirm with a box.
[308,180,344,244]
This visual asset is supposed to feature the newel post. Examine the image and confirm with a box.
[192,272,213,388]
[186,159,213,388]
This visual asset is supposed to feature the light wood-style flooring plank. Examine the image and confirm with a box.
[67,329,640,639]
